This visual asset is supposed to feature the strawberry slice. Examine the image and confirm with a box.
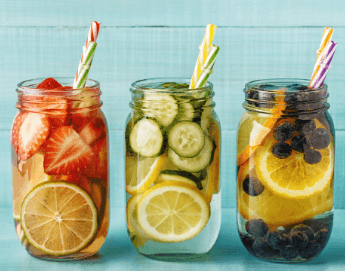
[79,116,106,147]
[44,126,94,175]
[37,78,62,90]
[84,137,108,179]
[11,112,51,161]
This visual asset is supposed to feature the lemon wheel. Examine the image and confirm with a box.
[20,181,98,256]
[126,154,166,195]
[137,181,210,242]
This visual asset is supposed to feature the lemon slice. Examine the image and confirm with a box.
[21,181,97,256]
[137,181,210,242]
[13,152,50,220]
[255,133,334,199]
[126,154,166,195]
[237,161,333,226]
[127,195,153,240]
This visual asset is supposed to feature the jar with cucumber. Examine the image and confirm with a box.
[125,78,221,260]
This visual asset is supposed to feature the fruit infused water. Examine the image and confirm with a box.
[11,77,109,260]
[237,79,334,262]
[125,78,221,259]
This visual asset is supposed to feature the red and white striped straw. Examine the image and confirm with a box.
[309,41,337,89]
[73,21,101,88]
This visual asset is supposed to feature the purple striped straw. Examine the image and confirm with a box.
[310,41,337,89]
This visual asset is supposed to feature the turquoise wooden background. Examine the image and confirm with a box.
[1,0,345,210]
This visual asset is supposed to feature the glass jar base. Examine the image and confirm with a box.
[140,252,206,262]
[28,251,99,262]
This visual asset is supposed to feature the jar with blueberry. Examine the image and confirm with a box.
[237,79,334,263]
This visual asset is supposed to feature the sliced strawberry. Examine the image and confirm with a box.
[44,126,94,175]
[37,78,62,90]
[84,137,108,179]
[22,95,70,129]
[78,116,106,147]
[11,112,51,161]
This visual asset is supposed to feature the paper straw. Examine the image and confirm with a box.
[190,24,217,89]
[195,45,220,88]
[309,41,337,89]
[73,42,98,89]
[310,27,334,85]
[73,21,101,89]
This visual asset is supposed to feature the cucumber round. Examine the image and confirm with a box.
[176,102,195,121]
[168,137,214,172]
[156,170,200,188]
[142,93,178,127]
[129,118,163,157]
[168,121,205,158]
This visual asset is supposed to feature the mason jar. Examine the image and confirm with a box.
[237,79,334,263]
[11,78,109,260]
[125,78,221,260]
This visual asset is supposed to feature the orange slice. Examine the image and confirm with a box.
[237,161,333,226]
[237,90,285,166]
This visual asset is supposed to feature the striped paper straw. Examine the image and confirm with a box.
[190,24,217,89]
[73,42,98,89]
[195,45,220,88]
[310,27,334,85]
[309,41,337,89]
[73,21,101,89]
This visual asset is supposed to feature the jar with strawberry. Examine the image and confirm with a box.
[11,77,109,260]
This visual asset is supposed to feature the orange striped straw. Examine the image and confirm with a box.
[190,24,217,89]
[73,21,101,88]
[309,27,333,86]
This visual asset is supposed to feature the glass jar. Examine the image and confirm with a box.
[125,78,221,260]
[237,79,334,263]
[11,78,109,260]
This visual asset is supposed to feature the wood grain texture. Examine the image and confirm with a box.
[2,0,345,27]
[1,27,345,131]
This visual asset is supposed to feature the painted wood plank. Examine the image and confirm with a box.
[2,0,345,27]
[2,130,345,209]
[0,27,344,131]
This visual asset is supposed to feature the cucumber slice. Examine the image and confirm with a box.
[142,93,178,127]
[156,170,200,188]
[176,102,195,121]
[129,119,163,157]
[168,137,214,172]
[168,121,205,158]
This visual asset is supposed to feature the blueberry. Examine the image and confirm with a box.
[274,122,295,142]
[291,135,310,153]
[284,91,298,103]
[310,128,331,149]
[240,233,255,254]
[257,84,277,90]
[243,176,264,196]
[252,237,278,257]
[245,219,269,238]
[247,90,259,100]
[289,225,314,241]
[299,240,322,259]
[286,83,301,90]
[280,245,299,260]
[315,229,329,248]
[301,120,316,135]
[296,85,310,91]
[258,91,275,101]
[272,142,292,159]
[290,231,309,249]
[267,231,289,249]
[316,114,331,131]
[304,149,322,165]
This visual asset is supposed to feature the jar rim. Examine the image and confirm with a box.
[245,78,327,93]
[130,77,213,94]
[16,77,100,95]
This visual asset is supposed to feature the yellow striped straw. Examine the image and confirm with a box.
[310,27,334,86]
[190,24,217,89]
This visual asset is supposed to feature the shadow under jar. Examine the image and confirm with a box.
[237,79,334,263]
[125,78,221,261]
[11,78,109,261]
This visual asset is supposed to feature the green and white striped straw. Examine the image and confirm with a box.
[73,41,98,89]
[195,44,220,89]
